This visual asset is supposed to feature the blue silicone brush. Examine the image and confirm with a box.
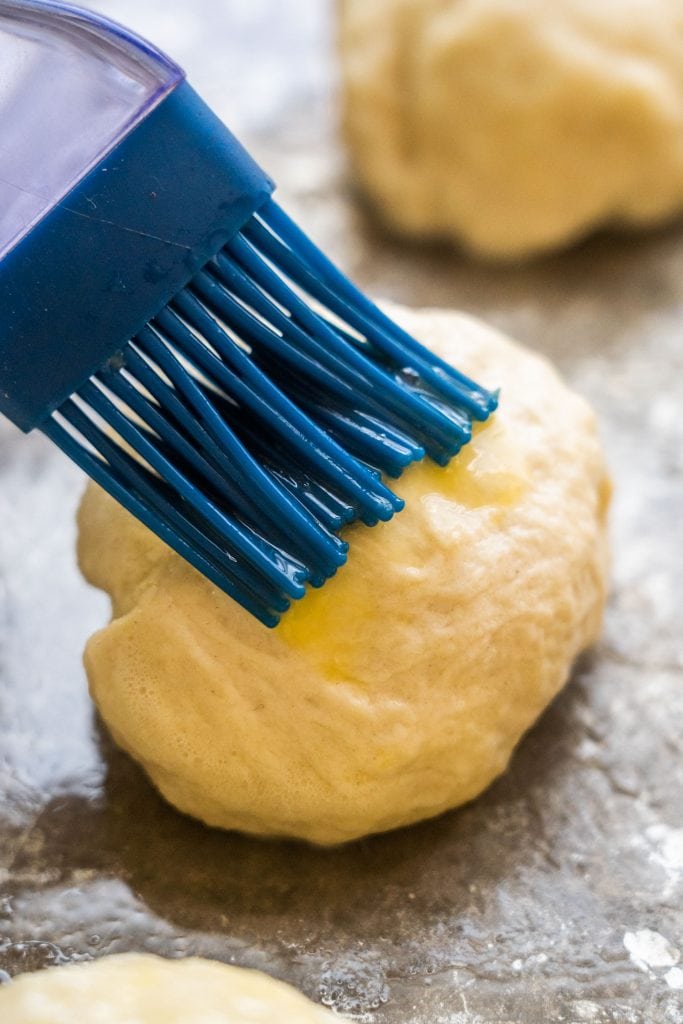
[0,0,498,626]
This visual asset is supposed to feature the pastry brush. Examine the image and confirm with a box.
[0,0,498,626]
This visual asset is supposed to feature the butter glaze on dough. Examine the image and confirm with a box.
[0,953,337,1023]
[78,304,610,845]
[339,0,683,259]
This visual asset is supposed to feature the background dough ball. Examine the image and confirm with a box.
[77,304,610,846]
[0,953,337,1023]
[339,0,683,259]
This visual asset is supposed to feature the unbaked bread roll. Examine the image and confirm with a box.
[77,303,610,845]
[339,0,683,259]
[0,953,337,1022]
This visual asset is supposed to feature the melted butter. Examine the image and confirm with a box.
[279,530,370,667]
[394,416,527,509]
[280,414,528,658]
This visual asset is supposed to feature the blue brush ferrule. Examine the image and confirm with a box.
[0,81,274,432]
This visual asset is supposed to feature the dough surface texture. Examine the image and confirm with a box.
[0,953,337,1023]
[339,0,683,259]
[78,304,610,845]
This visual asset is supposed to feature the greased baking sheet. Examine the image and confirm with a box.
[1,2,681,1021]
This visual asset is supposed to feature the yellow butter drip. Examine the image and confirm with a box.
[395,415,527,509]
[280,413,527,655]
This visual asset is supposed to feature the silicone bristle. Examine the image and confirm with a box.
[42,199,497,626]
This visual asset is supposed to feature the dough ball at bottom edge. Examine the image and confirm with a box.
[0,953,338,1023]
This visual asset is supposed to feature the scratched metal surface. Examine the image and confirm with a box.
[1,2,682,1022]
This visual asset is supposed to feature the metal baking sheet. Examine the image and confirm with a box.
[1,2,681,1021]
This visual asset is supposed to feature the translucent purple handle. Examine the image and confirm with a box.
[0,0,184,260]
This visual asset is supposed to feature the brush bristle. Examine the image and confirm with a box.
[43,199,497,627]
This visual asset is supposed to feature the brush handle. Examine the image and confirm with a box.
[0,3,274,432]
[0,0,182,262]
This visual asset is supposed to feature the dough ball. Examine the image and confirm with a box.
[77,304,610,845]
[339,0,683,259]
[0,953,336,1023]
